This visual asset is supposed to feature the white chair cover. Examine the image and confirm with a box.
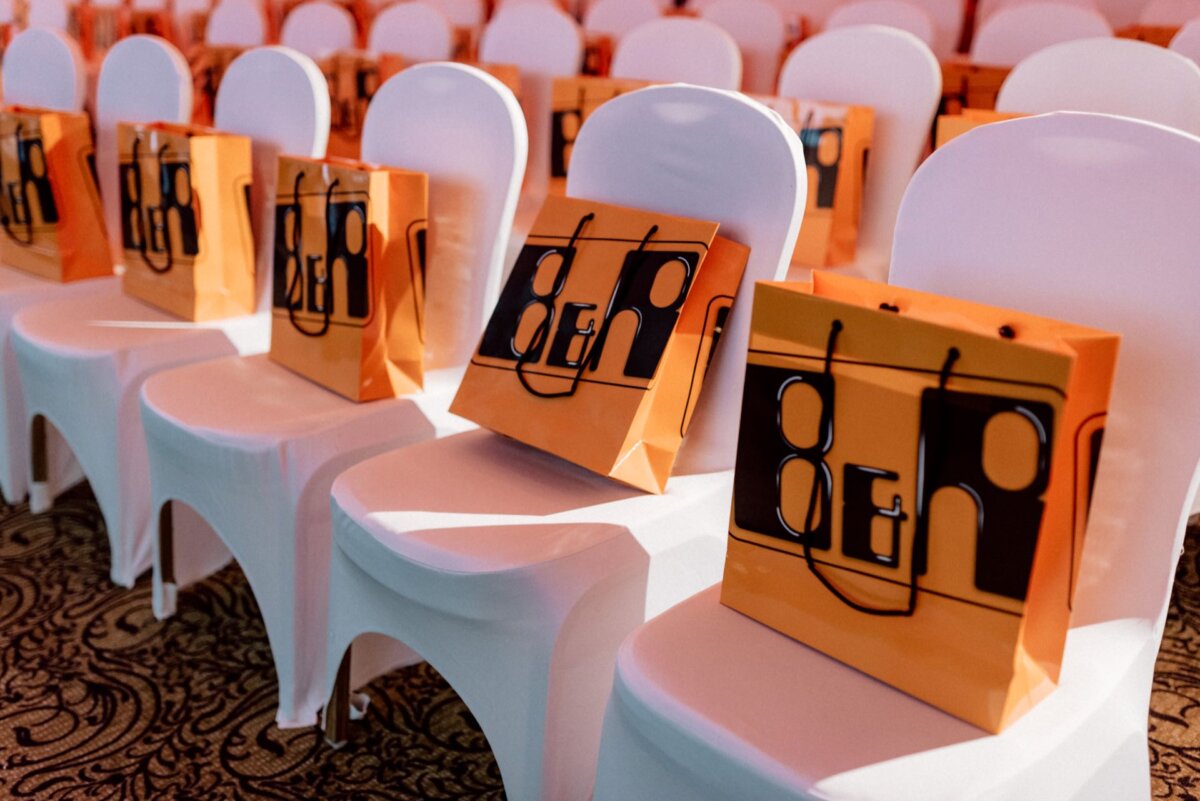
[279,0,357,58]
[25,0,70,30]
[611,17,743,89]
[702,0,788,94]
[972,3,1113,67]
[1139,0,1200,24]
[1170,18,1200,66]
[323,83,805,801]
[367,1,455,60]
[206,0,268,46]
[825,0,937,48]
[583,0,662,40]
[592,111,1200,801]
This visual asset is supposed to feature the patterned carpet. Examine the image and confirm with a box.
[0,485,1197,800]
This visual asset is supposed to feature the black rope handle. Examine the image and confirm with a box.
[0,122,33,246]
[800,317,961,617]
[137,141,177,274]
[285,171,338,338]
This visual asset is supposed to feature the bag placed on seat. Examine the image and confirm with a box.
[118,121,256,320]
[0,106,112,282]
[721,273,1119,732]
[935,108,1026,149]
[321,51,381,160]
[189,45,247,126]
[268,155,429,401]
[940,61,1012,115]
[451,194,750,494]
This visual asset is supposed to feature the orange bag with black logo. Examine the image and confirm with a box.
[118,122,256,320]
[189,45,246,127]
[0,106,111,282]
[320,51,381,160]
[722,274,1119,732]
[940,61,1012,115]
[548,76,652,195]
[268,155,428,401]
[450,195,750,494]
[935,108,1026,149]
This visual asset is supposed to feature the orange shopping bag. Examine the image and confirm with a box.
[939,61,1012,115]
[549,76,652,195]
[320,50,381,160]
[189,44,246,126]
[0,106,111,281]
[450,195,750,494]
[935,108,1026,148]
[268,155,428,401]
[118,121,256,320]
[721,274,1119,732]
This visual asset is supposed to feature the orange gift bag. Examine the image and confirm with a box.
[935,108,1026,148]
[321,51,381,160]
[0,106,111,282]
[189,45,246,127]
[939,61,1012,115]
[118,122,256,320]
[450,195,750,494]
[549,76,652,196]
[268,155,428,402]
[722,274,1119,732]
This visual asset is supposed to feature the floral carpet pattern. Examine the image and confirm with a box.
[0,484,1197,799]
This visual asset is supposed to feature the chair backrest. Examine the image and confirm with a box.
[26,0,70,29]
[279,0,357,58]
[611,17,743,89]
[825,1,936,49]
[215,46,330,311]
[1,28,85,111]
[363,64,526,368]
[425,0,485,27]
[368,1,455,60]
[997,38,1200,136]
[972,2,1113,67]
[480,4,582,191]
[766,0,842,29]
[0,0,16,23]
[779,25,940,282]
[702,0,788,94]
[569,84,806,473]
[1139,0,1200,24]
[904,0,964,57]
[890,112,1200,630]
[94,36,192,266]
[583,0,661,40]
[206,0,268,46]
[1170,18,1200,65]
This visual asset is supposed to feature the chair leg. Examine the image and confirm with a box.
[322,647,352,748]
[29,415,50,513]
[153,503,178,619]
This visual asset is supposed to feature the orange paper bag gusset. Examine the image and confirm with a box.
[450,195,750,494]
[721,274,1119,733]
[118,122,256,320]
[0,106,112,282]
[268,155,429,402]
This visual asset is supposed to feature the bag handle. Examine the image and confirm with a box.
[800,317,961,617]
[0,123,37,246]
[286,173,341,338]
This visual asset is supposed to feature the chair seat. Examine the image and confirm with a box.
[141,354,467,446]
[332,429,733,608]
[10,288,267,358]
[604,584,1157,801]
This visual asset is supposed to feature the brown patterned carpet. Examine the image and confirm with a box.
[0,484,1197,800]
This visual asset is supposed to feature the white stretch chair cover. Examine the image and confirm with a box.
[778,25,940,284]
[702,0,788,94]
[323,84,805,801]
[368,1,455,60]
[206,0,268,46]
[1170,19,1200,66]
[26,0,70,30]
[280,0,357,58]
[976,0,1097,22]
[905,0,964,57]
[611,17,743,89]
[997,37,1200,136]
[971,3,1113,67]
[9,47,329,587]
[583,0,662,40]
[1139,0,1200,24]
[0,29,103,506]
[139,63,526,728]
[825,0,936,48]
[425,0,485,27]
[591,111,1200,801]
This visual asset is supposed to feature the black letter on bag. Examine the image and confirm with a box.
[318,199,369,319]
[546,302,596,368]
[599,250,697,379]
[841,465,907,567]
[478,243,578,363]
[916,391,1054,601]
[733,364,833,550]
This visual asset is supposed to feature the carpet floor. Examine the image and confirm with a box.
[0,484,1196,800]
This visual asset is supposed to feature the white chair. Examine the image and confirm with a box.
[997,38,1200,136]
[9,47,330,588]
[367,1,455,60]
[611,17,743,88]
[590,111,1200,801]
[825,0,937,49]
[769,0,842,28]
[425,0,485,28]
[702,0,788,94]
[905,0,965,57]
[26,0,70,30]
[206,0,268,46]
[321,83,805,801]
[1170,19,1200,65]
[583,0,662,41]
[140,62,526,729]
[975,0,1099,23]
[1138,0,1200,24]
[779,25,940,283]
[0,29,108,507]
[972,3,1113,67]
[280,0,357,58]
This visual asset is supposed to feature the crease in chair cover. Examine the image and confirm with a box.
[777,25,941,284]
[322,84,805,801]
[591,112,1200,801]
[139,63,527,729]
[9,46,329,587]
